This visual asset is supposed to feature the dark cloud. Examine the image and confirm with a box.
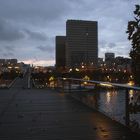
[108,43,116,48]
[0,45,15,52]
[99,41,116,49]
[4,45,15,52]
[0,45,16,57]
[0,0,70,24]
[24,29,47,41]
[2,52,15,57]
[0,19,25,41]
[37,45,54,53]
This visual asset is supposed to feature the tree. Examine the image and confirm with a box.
[126,5,140,85]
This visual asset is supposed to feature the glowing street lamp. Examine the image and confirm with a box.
[8,66,12,69]
[127,81,134,86]
[81,65,84,68]
[75,68,79,72]
[69,68,72,72]
[130,75,133,79]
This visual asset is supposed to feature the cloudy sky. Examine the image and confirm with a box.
[0,0,139,66]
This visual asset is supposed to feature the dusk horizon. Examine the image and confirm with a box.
[0,0,139,66]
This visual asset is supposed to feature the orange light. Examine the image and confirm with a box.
[100,83,113,87]
[127,81,134,86]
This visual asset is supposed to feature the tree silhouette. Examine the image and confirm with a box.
[126,5,140,85]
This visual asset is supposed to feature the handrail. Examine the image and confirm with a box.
[58,77,140,127]
[59,77,140,91]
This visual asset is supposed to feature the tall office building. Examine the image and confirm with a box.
[55,36,66,68]
[66,20,98,68]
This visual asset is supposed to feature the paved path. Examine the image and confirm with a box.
[0,78,140,139]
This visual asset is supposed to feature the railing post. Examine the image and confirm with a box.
[79,81,81,90]
[62,79,64,93]
[125,89,130,126]
[68,80,71,93]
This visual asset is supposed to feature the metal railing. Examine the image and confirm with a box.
[57,77,140,130]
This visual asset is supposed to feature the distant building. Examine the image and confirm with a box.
[66,20,98,68]
[98,58,104,67]
[0,59,5,65]
[104,53,115,68]
[7,59,17,64]
[18,62,30,73]
[115,57,131,65]
[105,53,115,61]
[0,59,17,65]
[55,36,66,68]
[115,57,132,72]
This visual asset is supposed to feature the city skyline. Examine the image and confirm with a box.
[0,0,139,66]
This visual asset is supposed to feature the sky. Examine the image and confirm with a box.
[0,0,140,66]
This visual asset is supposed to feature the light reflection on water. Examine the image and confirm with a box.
[98,89,140,125]
[98,89,125,124]
[106,90,118,104]
[106,91,111,103]
[129,90,134,98]
[73,89,140,126]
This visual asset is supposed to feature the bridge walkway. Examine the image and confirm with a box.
[0,87,140,140]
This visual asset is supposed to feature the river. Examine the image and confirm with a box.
[70,88,140,129]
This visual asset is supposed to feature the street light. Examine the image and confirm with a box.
[69,68,72,72]
[75,68,79,72]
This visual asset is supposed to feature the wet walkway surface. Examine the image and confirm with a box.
[0,85,140,139]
